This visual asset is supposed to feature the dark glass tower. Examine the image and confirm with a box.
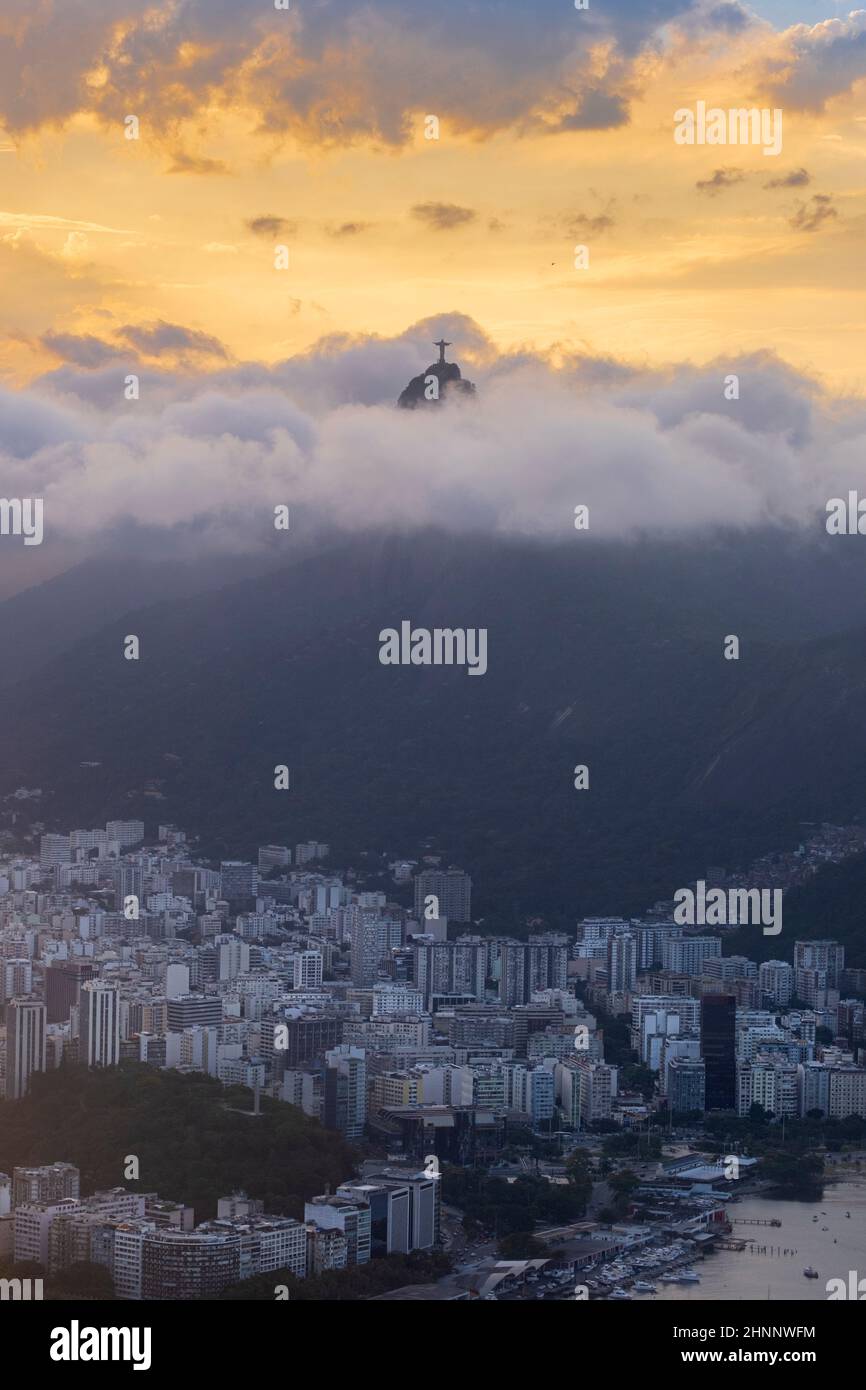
[701,993,736,1111]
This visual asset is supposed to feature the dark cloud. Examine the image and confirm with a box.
[411,203,477,231]
[118,320,229,359]
[555,89,630,132]
[40,331,121,369]
[327,222,373,238]
[246,215,296,239]
[789,194,837,233]
[764,168,811,190]
[0,0,701,143]
[696,167,745,196]
[166,151,230,175]
[706,3,750,33]
[567,212,616,236]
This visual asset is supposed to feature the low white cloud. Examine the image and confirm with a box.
[4,318,866,551]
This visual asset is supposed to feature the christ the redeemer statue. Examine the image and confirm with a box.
[397,338,475,407]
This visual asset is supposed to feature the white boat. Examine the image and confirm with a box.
[609,1288,633,1300]
[633,1281,658,1293]
[679,1271,701,1283]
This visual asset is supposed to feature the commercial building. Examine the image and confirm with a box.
[667,1056,706,1114]
[80,981,121,1068]
[701,994,737,1111]
[166,994,223,1031]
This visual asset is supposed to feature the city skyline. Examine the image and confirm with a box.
[0,0,864,1339]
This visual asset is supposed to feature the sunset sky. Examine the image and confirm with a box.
[2,0,866,392]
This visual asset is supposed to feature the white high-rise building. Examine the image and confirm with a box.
[304,1196,371,1265]
[218,938,250,981]
[12,1164,80,1206]
[113,1222,151,1300]
[337,1181,411,1255]
[518,1066,556,1127]
[40,834,71,870]
[80,981,121,1068]
[106,820,145,849]
[828,1066,866,1119]
[6,998,47,1099]
[737,1057,799,1118]
[349,911,382,988]
[578,917,631,946]
[608,932,637,994]
[291,951,324,990]
[638,1008,697,1071]
[280,1071,318,1116]
[324,1045,367,1139]
[165,964,190,1000]
[70,828,108,850]
[371,982,424,1015]
[659,1037,702,1096]
[2,959,32,1003]
[662,936,721,977]
[295,842,329,865]
[631,996,700,1068]
[798,1062,831,1117]
[169,1026,219,1076]
[578,1061,616,1125]
[737,1021,787,1063]
[258,845,291,873]
[759,960,794,1007]
[555,1059,617,1128]
[14,1200,79,1265]
[412,938,486,1006]
[794,940,844,987]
